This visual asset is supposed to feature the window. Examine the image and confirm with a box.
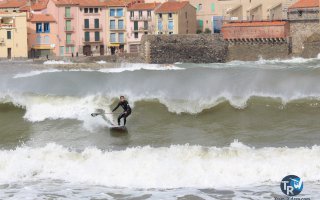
[94,8,99,13]
[118,20,124,29]
[144,32,148,35]
[159,13,162,19]
[158,20,162,31]
[185,12,187,18]
[89,8,93,13]
[71,46,75,53]
[119,33,124,43]
[84,32,90,41]
[94,19,99,28]
[117,8,123,16]
[197,4,202,11]
[110,33,116,42]
[36,23,42,33]
[65,7,71,17]
[298,10,303,16]
[134,21,138,30]
[211,3,215,12]
[110,9,115,16]
[66,20,71,31]
[44,23,50,33]
[130,11,134,18]
[144,21,148,30]
[110,20,115,29]
[84,8,88,13]
[134,32,138,39]
[84,19,89,28]
[147,11,151,17]
[95,32,100,41]
[36,36,41,43]
[168,21,173,30]
[139,11,142,17]
[168,13,172,18]
[66,46,69,53]
[66,33,71,44]
[198,20,203,28]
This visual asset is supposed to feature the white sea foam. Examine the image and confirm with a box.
[43,60,73,65]
[0,141,319,188]
[13,69,61,78]
[96,60,107,64]
[99,63,185,73]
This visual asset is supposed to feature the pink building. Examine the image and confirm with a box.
[126,2,159,53]
[50,0,107,56]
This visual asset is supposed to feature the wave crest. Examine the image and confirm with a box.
[0,141,319,188]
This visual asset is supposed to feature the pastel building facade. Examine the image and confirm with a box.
[155,1,196,35]
[0,12,28,58]
[50,0,107,56]
[106,1,127,55]
[126,3,159,53]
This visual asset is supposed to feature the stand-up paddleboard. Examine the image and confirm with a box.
[91,109,127,132]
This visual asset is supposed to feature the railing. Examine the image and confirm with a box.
[66,40,75,46]
[64,14,74,19]
[64,26,75,32]
[82,38,103,43]
[130,16,152,21]
[83,24,103,30]
[0,23,15,28]
[110,26,125,30]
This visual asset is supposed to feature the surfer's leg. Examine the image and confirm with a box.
[117,113,124,126]
[123,111,131,126]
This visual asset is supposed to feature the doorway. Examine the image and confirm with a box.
[7,48,11,59]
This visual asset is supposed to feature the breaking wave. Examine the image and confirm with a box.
[0,141,319,188]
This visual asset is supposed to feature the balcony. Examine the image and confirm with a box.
[64,14,74,19]
[64,26,75,32]
[83,24,103,30]
[130,16,152,21]
[83,38,103,43]
[110,26,125,31]
[0,23,15,29]
[32,43,55,49]
[66,40,75,46]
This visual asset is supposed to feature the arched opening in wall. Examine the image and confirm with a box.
[36,36,41,44]
[44,36,50,44]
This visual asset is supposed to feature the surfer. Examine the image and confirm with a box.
[112,96,131,126]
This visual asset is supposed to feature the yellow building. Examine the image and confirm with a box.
[154,1,196,35]
[106,1,127,55]
[0,12,27,59]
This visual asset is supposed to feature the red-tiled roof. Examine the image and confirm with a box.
[128,2,160,10]
[289,0,319,9]
[0,0,26,8]
[29,13,55,22]
[223,21,287,27]
[155,1,189,13]
[106,0,126,7]
[79,0,107,7]
[53,0,79,6]
[20,0,48,11]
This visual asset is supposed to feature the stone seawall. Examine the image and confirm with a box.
[140,34,295,63]
[226,39,291,61]
[140,34,228,64]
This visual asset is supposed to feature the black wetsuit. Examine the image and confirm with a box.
[112,100,131,126]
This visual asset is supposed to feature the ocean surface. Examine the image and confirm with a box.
[0,58,320,199]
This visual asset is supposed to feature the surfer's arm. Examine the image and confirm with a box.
[112,103,120,112]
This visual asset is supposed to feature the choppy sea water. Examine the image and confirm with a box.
[0,58,320,199]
